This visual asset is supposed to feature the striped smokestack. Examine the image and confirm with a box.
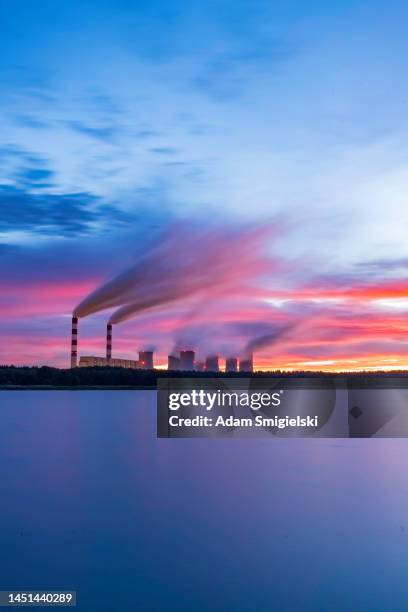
[106,323,112,363]
[71,316,78,368]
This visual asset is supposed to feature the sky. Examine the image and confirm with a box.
[1,0,408,371]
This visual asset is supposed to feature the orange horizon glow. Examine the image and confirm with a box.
[2,270,408,371]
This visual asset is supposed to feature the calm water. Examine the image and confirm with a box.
[1,391,408,611]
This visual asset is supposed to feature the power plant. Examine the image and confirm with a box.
[168,355,180,371]
[71,316,78,368]
[71,317,255,372]
[180,350,195,371]
[80,356,140,368]
[106,323,112,364]
[239,354,254,373]
[205,355,219,372]
[225,357,238,372]
[73,318,143,369]
[139,351,153,369]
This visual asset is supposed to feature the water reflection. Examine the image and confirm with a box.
[0,391,408,611]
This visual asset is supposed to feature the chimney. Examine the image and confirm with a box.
[106,323,112,364]
[168,355,180,371]
[225,357,238,372]
[71,316,78,368]
[205,355,219,372]
[139,350,154,369]
[239,354,253,373]
[180,350,195,371]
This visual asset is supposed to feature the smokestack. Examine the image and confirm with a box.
[168,355,180,371]
[225,357,238,372]
[71,316,78,368]
[139,351,154,369]
[205,355,219,372]
[180,350,195,371]
[239,354,253,373]
[106,323,112,364]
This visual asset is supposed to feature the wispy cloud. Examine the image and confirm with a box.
[1,0,408,368]
[65,120,119,143]
[0,186,130,237]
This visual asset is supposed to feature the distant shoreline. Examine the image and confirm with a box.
[1,365,408,390]
[0,385,158,390]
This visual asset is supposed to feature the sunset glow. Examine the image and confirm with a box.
[1,1,408,372]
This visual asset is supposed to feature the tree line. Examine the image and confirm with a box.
[0,365,407,387]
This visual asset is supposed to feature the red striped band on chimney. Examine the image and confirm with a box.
[71,316,78,368]
[106,323,112,363]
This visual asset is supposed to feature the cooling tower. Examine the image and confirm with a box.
[168,355,180,371]
[225,357,238,372]
[139,350,154,369]
[106,323,112,364]
[205,355,219,372]
[180,350,195,371]
[71,316,78,368]
[239,355,254,373]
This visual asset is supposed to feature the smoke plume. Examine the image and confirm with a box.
[244,323,296,355]
[74,221,278,323]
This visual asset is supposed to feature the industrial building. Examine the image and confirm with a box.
[79,356,139,368]
[71,316,256,372]
[180,350,195,370]
[225,357,238,372]
[168,355,180,371]
[239,355,254,373]
[139,351,154,369]
[205,355,219,372]
[73,318,153,369]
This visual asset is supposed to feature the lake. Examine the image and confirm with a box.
[1,391,408,611]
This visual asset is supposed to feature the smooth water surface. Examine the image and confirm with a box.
[1,391,408,611]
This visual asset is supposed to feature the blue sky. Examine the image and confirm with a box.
[2,0,408,368]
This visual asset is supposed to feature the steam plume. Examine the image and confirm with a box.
[244,323,296,355]
[74,222,277,323]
